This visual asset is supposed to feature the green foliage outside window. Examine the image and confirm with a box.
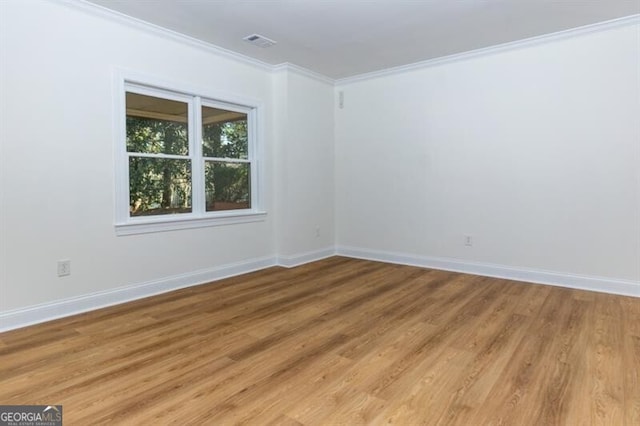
[203,120,250,211]
[127,116,250,216]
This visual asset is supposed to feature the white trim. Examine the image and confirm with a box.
[272,63,335,86]
[58,0,274,73]
[0,255,277,333]
[191,95,204,214]
[336,246,640,298]
[117,68,264,117]
[3,247,638,331]
[335,14,640,86]
[115,211,267,235]
[114,69,266,234]
[59,1,638,86]
[277,247,336,268]
[112,70,129,225]
[248,98,261,214]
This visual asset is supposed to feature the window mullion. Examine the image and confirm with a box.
[191,96,204,214]
[128,152,190,160]
[202,157,250,163]
[249,108,258,210]
[116,79,130,225]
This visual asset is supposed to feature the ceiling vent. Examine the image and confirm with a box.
[243,34,277,48]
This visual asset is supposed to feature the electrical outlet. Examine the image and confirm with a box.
[57,260,71,277]
[464,235,473,247]
[315,226,320,238]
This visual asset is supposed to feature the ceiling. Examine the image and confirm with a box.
[85,0,640,80]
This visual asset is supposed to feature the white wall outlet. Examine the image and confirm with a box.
[57,260,71,277]
[464,235,473,247]
[315,226,321,238]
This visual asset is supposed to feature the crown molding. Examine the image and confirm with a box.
[335,14,640,86]
[273,63,335,85]
[58,0,330,83]
[50,1,638,87]
[56,0,274,73]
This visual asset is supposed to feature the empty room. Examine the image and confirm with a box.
[1,0,639,424]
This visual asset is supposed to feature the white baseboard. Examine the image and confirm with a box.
[277,247,336,268]
[0,246,334,332]
[0,255,277,333]
[336,245,640,298]
[3,246,638,332]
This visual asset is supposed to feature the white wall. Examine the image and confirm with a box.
[274,69,335,262]
[0,0,279,314]
[335,23,640,287]
[0,0,637,327]
[0,0,337,321]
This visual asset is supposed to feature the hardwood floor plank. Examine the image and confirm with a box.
[463,288,578,425]
[266,414,305,426]
[370,347,475,426]
[582,295,626,425]
[511,281,551,317]
[621,294,640,426]
[365,278,507,400]
[528,297,590,426]
[624,334,640,426]
[0,256,637,425]
[286,320,443,425]
[231,354,356,425]
[440,313,530,424]
[318,391,387,425]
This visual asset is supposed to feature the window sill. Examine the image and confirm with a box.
[115,211,267,236]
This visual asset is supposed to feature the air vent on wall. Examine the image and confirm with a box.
[243,33,277,48]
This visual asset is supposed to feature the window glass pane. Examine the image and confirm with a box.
[202,106,248,159]
[126,92,188,155]
[129,157,192,216]
[205,161,250,211]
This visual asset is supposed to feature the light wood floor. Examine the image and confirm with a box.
[1,257,638,425]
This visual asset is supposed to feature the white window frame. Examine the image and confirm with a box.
[113,70,266,235]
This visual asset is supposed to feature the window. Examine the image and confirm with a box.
[115,76,265,235]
